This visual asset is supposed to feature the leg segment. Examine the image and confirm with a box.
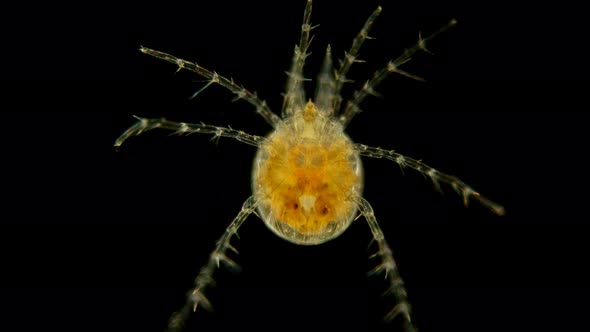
[339,19,457,127]
[140,46,281,127]
[282,0,314,117]
[355,196,416,332]
[331,6,382,113]
[166,196,258,332]
[355,143,505,216]
[114,116,264,148]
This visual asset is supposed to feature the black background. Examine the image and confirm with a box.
[2,0,588,332]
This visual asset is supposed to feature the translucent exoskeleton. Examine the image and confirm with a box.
[116,1,505,331]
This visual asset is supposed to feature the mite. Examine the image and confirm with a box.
[116,1,504,331]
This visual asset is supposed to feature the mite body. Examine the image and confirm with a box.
[253,101,363,244]
[116,1,503,331]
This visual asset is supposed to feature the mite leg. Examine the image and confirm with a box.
[355,196,417,332]
[139,46,281,127]
[355,143,505,216]
[114,116,264,148]
[340,19,457,127]
[166,196,258,332]
[282,0,314,116]
[331,6,382,112]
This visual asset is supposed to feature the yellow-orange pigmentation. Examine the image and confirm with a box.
[252,101,363,245]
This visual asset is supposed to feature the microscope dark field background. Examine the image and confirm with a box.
[1,1,588,332]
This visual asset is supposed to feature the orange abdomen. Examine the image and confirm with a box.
[253,126,363,244]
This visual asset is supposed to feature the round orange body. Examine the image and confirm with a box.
[252,102,363,245]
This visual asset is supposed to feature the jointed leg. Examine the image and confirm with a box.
[331,6,382,112]
[114,116,265,148]
[166,196,258,332]
[282,0,315,116]
[355,143,505,216]
[140,46,281,127]
[355,196,416,332]
[339,19,457,127]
